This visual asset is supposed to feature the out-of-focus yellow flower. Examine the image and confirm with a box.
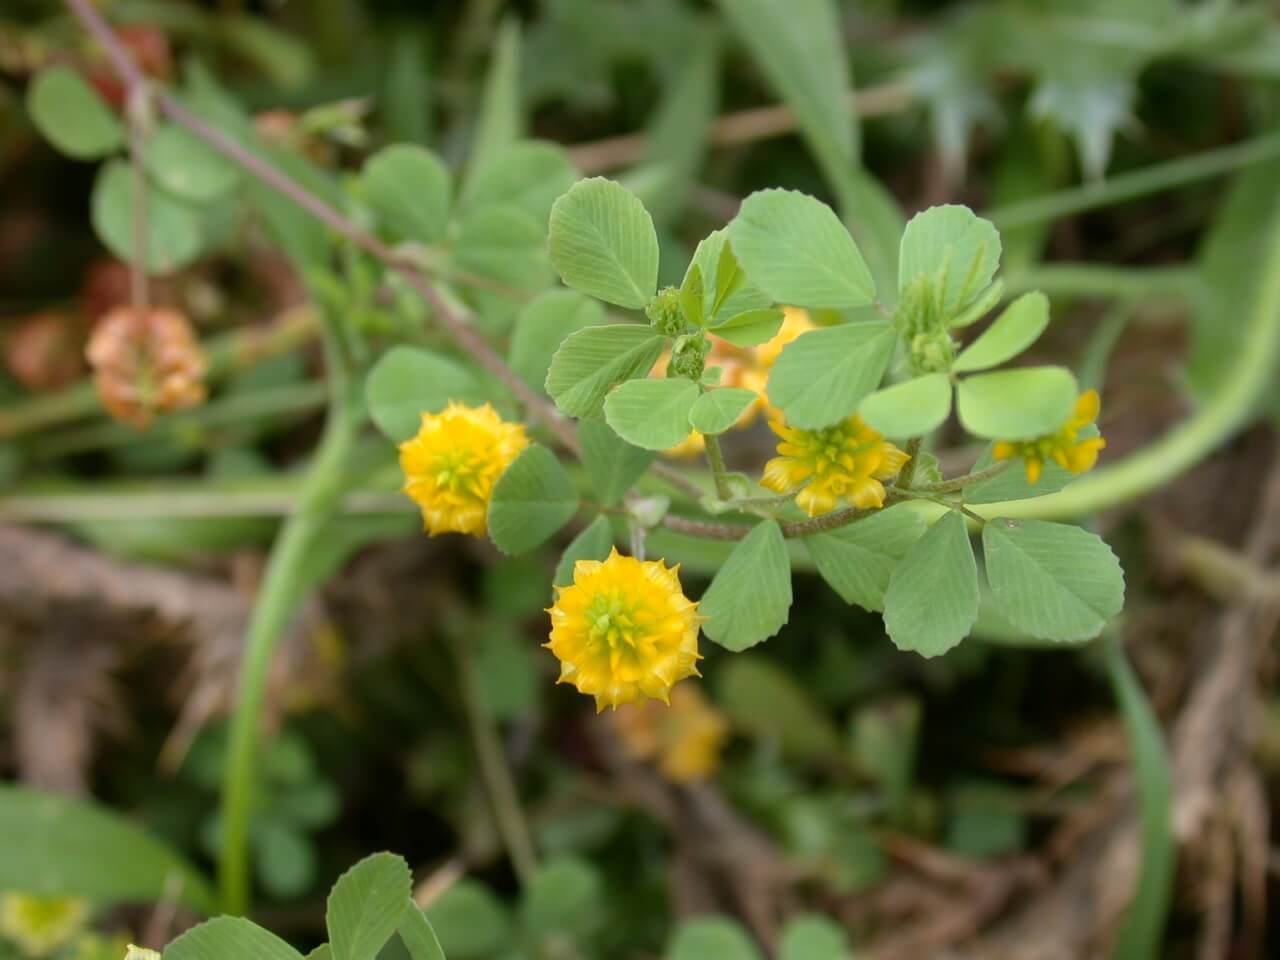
[762,414,910,516]
[64,933,133,960]
[756,306,816,370]
[992,389,1106,485]
[546,547,703,711]
[123,946,161,960]
[399,402,529,536]
[655,307,819,458]
[0,893,90,957]
[613,684,729,783]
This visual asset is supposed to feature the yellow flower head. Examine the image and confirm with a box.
[612,684,729,783]
[399,402,529,536]
[992,389,1106,485]
[546,547,704,711]
[762,414,910,517]
[0,893,90,957]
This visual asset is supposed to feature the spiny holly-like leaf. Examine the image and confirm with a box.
[883,512,978,657]
[545,324,665,417]
[549,178,659,308]
[729,189,875,309]
[983,519,1124,643]
[768,322,896,429]
[603,377,698,450]
[487,445,579,555]
[326,852,412,960]
[700,520,792,651]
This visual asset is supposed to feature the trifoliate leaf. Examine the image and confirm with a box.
[554,515,615,589]
[508,290,606,393]
[361,145,452,244]
[898,205,1001,318]
[91,160,204,274]
[146,124,239,203]
[767,322,896,429]
[883,511,978,657]
[709,308,784,347]
[545,324,665,417]
[700,520,792,651]
[805,505,929,611]
[983,519,1124,643]
[603,377,698,450]
[365,347,483,442]
[729,189,876,308]
[688,388,759,435]
[326,853,412,960]
[487,445,579,555]
[955,366,1077,440]
[549,177,659,308]
[578,419,656,507]
[954,291,1049,373]
[27,66,124,159]
[460,140,577,224]
[858,373,952,438]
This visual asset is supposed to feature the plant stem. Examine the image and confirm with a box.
[985,130,1280,231]
[1002,264,1196,304]
[126,85,150,310]
[218,376,360,914]
[702,434,733,500]
[910,459,1012,494]
[447,628,538,886]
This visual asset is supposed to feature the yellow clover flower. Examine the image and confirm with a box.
[546,547,703,711]
[613,683,729,783]
[992,389,1106,485]
[0,893,90,957]
[399,402,529,536]
[762,414,910,517]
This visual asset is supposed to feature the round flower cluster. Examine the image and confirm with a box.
[762,414,910,516]
[612,684,729,782]
[546,548,703,710]
[399,402,529,536]
[86,306,206,429]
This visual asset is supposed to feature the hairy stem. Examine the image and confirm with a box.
[702,434,733,500]
[911,459,1012,495]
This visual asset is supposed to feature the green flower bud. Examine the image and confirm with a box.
[668,333,711,380]
[910,331,957,374]
[646,287,685,336]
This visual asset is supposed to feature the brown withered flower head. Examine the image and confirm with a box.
[87,306,207,429]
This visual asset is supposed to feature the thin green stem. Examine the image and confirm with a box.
[218,368,360,915]
[1002,264,1196,304]
[725,488,803,511]
[447,628,538,885]
[985,130,1280,231]
[910,459,1012,495]
[702,434,733,501]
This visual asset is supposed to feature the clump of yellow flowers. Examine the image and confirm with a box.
[992,389,1107,484]
[762,414,911,516]
[612,684,729,782]
[399,402,528,536]
[0,893,90,957]
[546,548,703,711]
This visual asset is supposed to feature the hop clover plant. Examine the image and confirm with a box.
[366,174,1125,692]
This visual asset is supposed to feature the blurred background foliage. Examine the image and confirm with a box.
[1,1,1280,958]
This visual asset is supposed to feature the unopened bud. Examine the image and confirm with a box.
[645,287,685,337]
[668,334,710,380]
[87,306,207,429]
